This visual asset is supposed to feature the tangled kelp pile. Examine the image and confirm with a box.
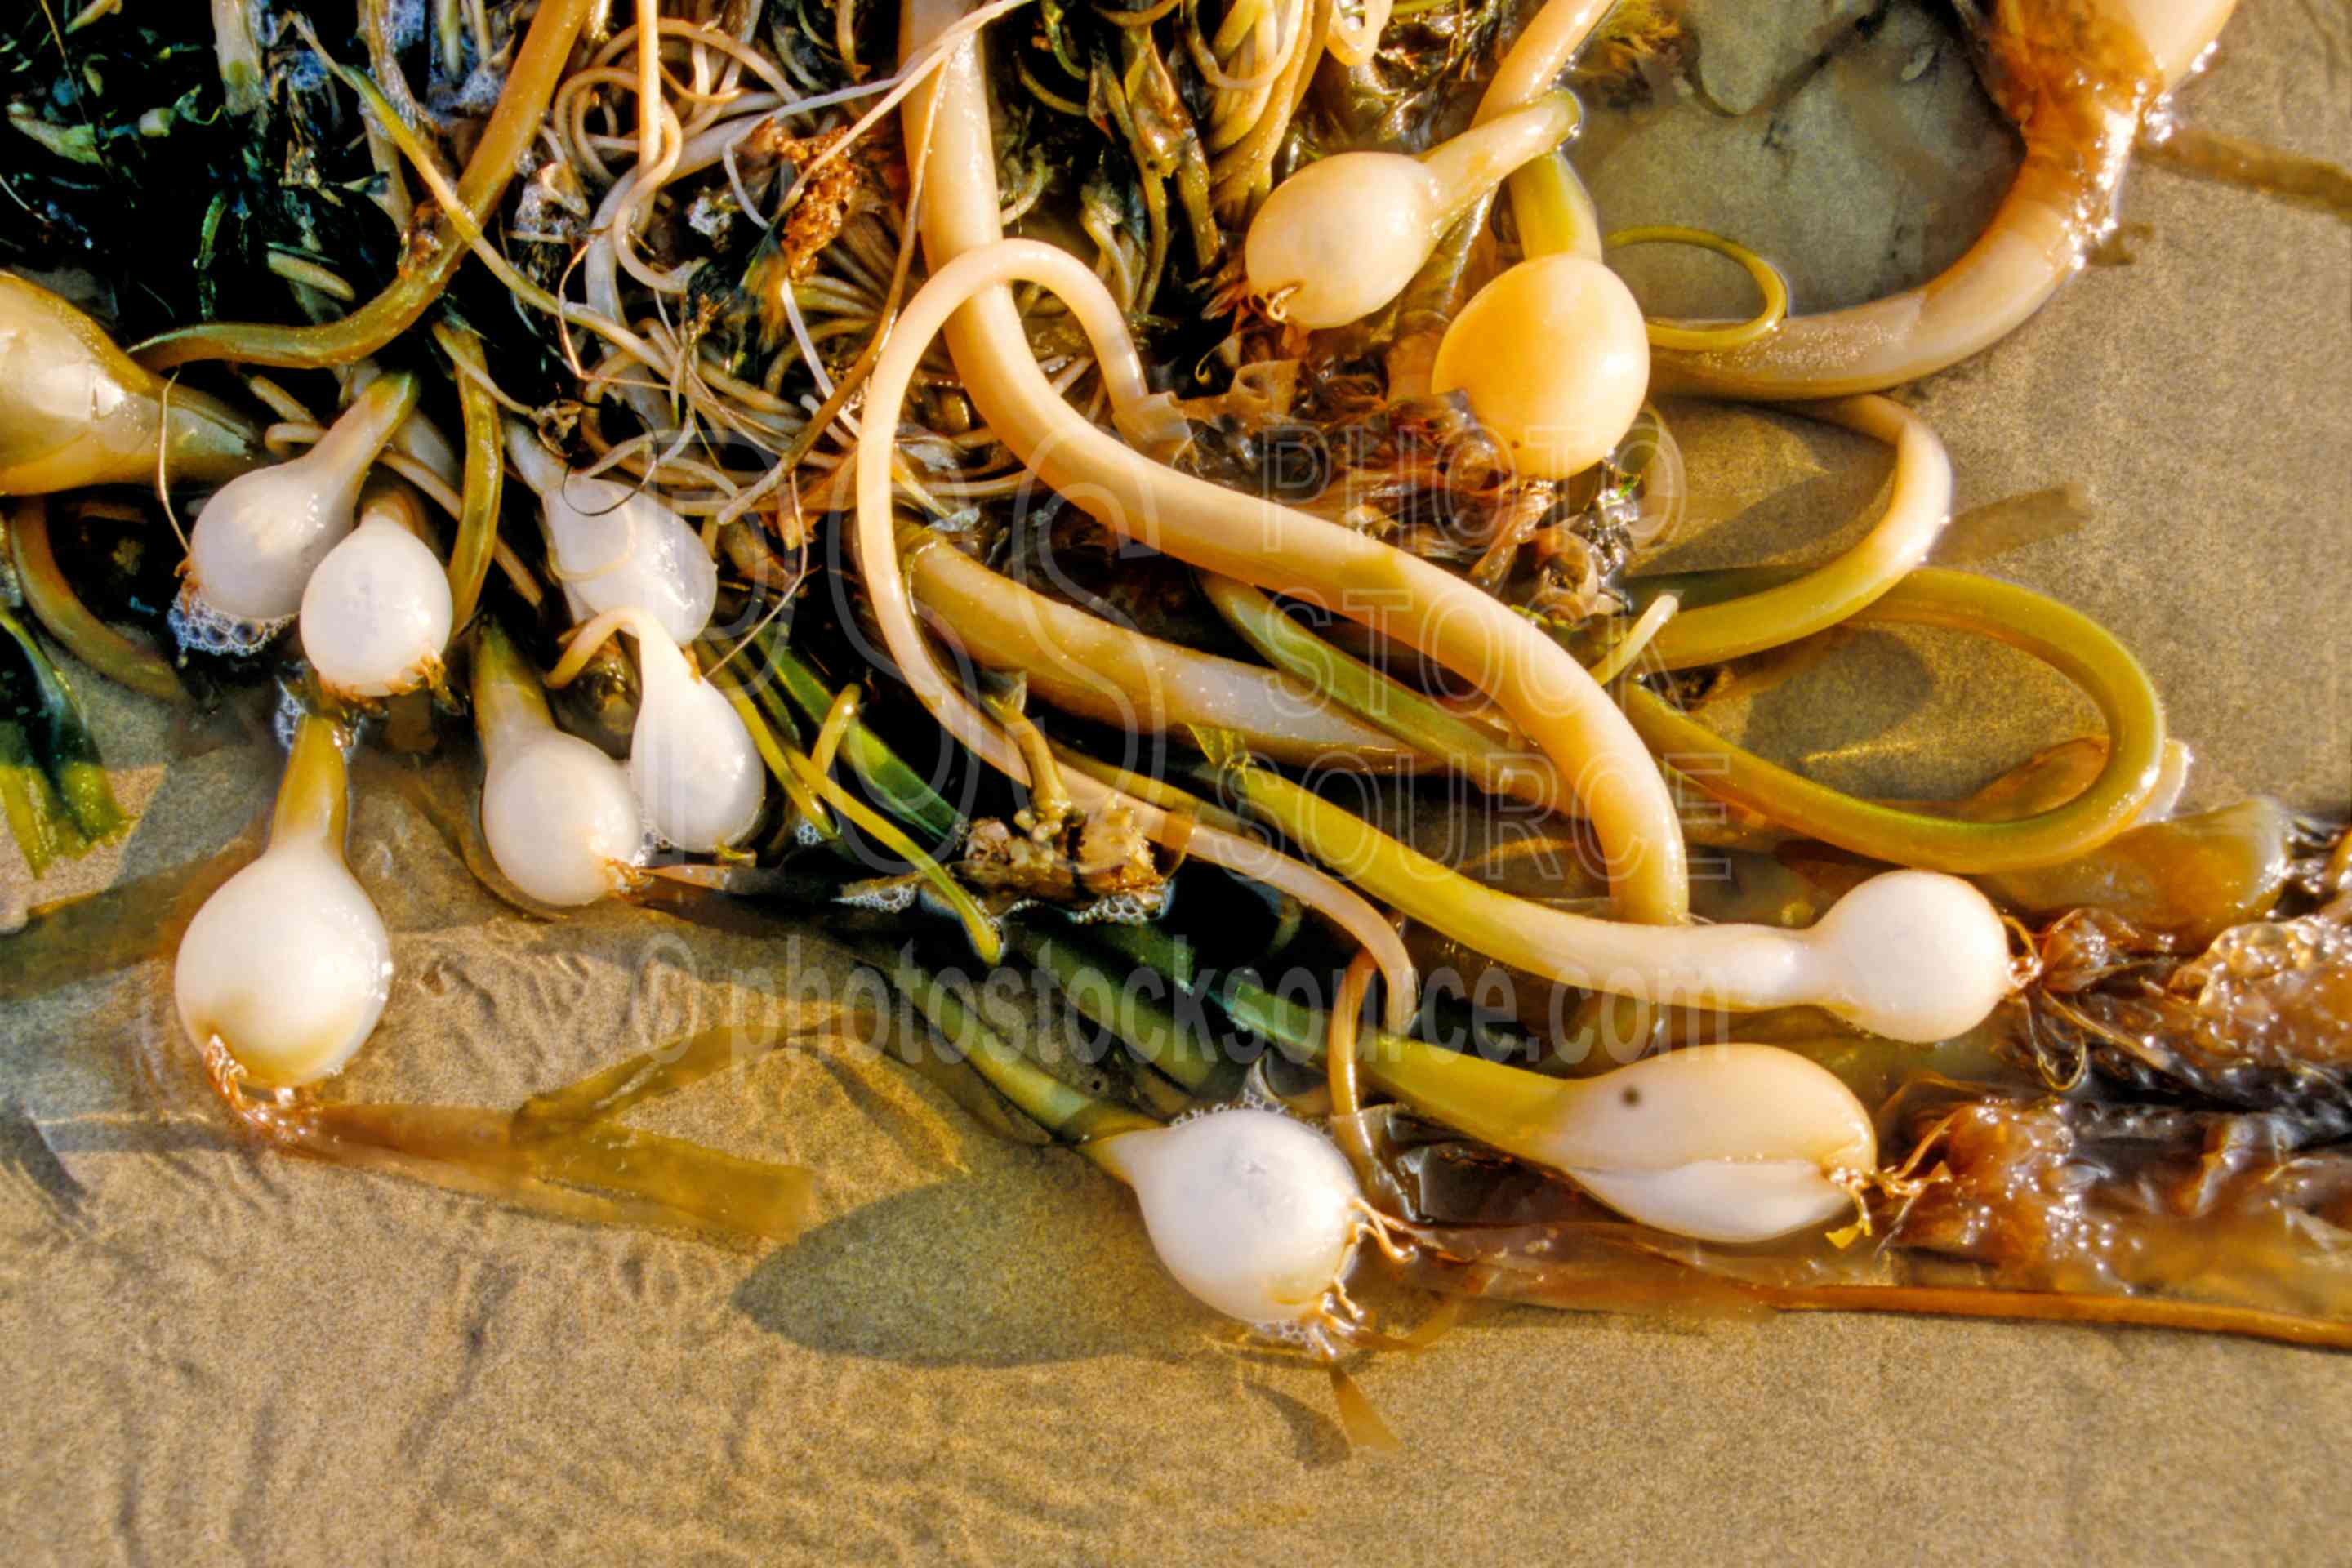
[2,0,2348,1450]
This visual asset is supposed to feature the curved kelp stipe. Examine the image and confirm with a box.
[896,9,1689,926]
[1620,567,2168,873]
[1650,0,2243,395]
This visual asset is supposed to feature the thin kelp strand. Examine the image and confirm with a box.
[587,16,809,105]
[748,632,961,843]
[1199,574,1566,811]
[1325,949,1384,1191]
[239,374,322,425]
[807,684,863,782]
[712,675,839,840]
[263,249,358,302]
[314,50,706,422]
[771,0,1043,223]
[1009,922,1227,1095]
[791,752,1003,963]
[1325,0,1396,68]
[1449,1267,2352,1352]
[430,323,504,628]
[1209,0,1330,214]
[1098,0,1184,24]
[1586,593,1679,686]
[869,939,1152,1143]
[614,0,679,295]
[1605,225,1792,352]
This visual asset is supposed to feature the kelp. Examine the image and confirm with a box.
[1388,1082,2350,1347]
[744,623,964,844]
[0,4,397,344]
[1366,1060,2352,1347]
[1312,0,1512,153]
[1980,797,2299,947]
[0,597,128,875]
[6,499,185,703]
[1032,898,2352,1343]
[6,0,2346,1376]
[205,1025,816,1250]
[991,2,1228,338]
[2012,895,2352,1127]
[1877,1089,2352,1319]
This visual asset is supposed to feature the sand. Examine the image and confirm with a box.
[4,3,2349,1563]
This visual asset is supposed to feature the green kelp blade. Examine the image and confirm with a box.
[0,603,129,874]
[0,719,83,877]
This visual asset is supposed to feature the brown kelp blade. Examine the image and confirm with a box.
[1328,1364,1402,1454]
[1335,1294,1466,1354]
[204,1036,812,1249]
[513,1026,764,1131]
[1423,1245,2352,1351]
[302,1100,815,1249]
[3,840,257,1002]
[1756,1284,2352,1350]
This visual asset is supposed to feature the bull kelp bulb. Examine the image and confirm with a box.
[1093,1108,1365,1328]
[621,617,764,853]
[1244,95,1577,329]
[299,483,453,699]
[1535,1048,1877,1244]
[1365,1038,1877,1244]
[0,274,262,495]
[180,372,421,633]
[1798,870,2016,1045]
[1432,254,1649,480]
[503,423,716,646]
[474,620,644,906]
[175,714,390,1088]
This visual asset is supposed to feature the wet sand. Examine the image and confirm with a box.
[4,3,2349,1563]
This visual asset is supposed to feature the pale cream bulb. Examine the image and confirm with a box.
[182,372,420,625]
[174,716,390,1088]
[1245,96,1579,330]
[299,489,452,699]
[1432,255,1650,480]
[1095,1108,1364,1327]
